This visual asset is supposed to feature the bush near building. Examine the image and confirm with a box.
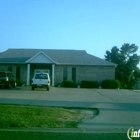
[102,79,120,89]
[81,80,99,88]
[62,80,76,88]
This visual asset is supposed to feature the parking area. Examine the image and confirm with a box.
[0,86,139,104]
[0,87,140,132]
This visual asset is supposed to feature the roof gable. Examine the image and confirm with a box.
[26,51,55,64]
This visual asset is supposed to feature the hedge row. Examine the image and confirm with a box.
[62,80,76,88]
[101,79,120,89]
[62,79,120,89]
[81,80,99,88]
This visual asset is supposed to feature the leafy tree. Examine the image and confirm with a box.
[105,43,140,89]
[134,67,140,81]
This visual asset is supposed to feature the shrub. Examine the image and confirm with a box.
[62,80,75,88]
[102,79,120,89]
[111,79,120,89]
[81,80,99,88]
[101,80,111,89]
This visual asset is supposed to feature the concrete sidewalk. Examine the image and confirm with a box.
[0,87,140,133]
[78,89,140,133]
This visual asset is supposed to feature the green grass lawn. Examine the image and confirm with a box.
[0,104,82,129]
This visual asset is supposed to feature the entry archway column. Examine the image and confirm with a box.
[52,64,55,86]
[26,64,30,86]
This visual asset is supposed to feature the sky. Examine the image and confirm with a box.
[0,0,140,62]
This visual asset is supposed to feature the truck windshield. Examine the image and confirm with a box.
[35,74,48,79]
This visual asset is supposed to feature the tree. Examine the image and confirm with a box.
[105,43,140,89]
[134,67,140,81]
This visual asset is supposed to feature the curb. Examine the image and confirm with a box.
[0,128,127,133]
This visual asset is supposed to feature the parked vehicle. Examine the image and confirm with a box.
[0,71,17,88]
[31,73,50,91]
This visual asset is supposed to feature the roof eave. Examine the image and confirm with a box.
[0,62,26,64]
[55,63,117,66]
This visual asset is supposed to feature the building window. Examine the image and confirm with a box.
[72,67,76,82]
[63,67,67,81]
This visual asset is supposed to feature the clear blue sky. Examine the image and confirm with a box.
[0,0,140,61]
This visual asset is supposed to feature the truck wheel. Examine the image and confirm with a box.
[47,87,49,91]
[6,83,11,88]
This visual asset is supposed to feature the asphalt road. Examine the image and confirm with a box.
[0,130,128,140]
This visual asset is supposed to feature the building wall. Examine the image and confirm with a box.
[0,65,8,71]
[76,65,115,84]
[54,65,115,86]
[0,64,116,86]
[54,65,75,85]
[55,65,63,85]
[20,65,27,84]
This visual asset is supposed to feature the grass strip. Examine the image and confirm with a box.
[0,104,82,128]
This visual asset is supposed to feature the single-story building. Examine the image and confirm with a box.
[0,49,117,86]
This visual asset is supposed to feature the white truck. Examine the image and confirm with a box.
[31,73,50,91]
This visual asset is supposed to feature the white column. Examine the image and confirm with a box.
[52,64,55,86]
[26,64,30,86]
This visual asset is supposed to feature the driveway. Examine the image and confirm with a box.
[0,87,140,133]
